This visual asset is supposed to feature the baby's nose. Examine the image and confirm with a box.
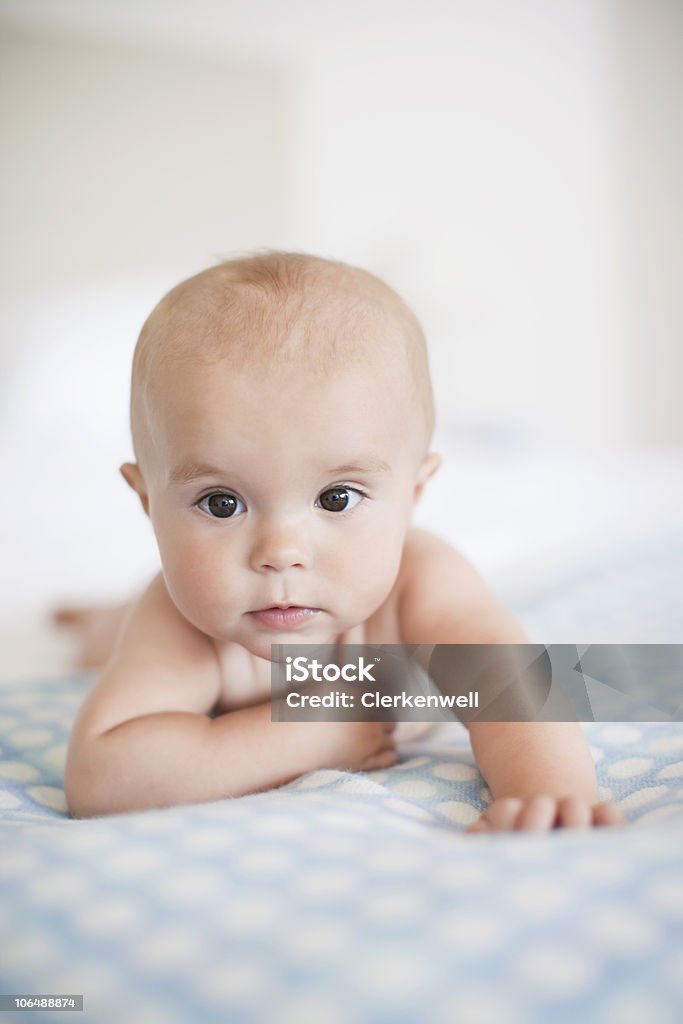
[250,520,312,572]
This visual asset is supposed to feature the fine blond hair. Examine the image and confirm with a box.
[130,250,435,471]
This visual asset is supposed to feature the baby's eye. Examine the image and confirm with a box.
[196,492,246,519]
[317,487,364,513]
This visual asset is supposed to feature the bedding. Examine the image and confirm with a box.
[1,704,682,1023]
[1,524,682,1024]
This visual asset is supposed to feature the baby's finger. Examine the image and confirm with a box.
[465,818,494,834]
[370,748,397,770]
[556,796,592,829]
[593,802,627,827]
[514,795,558,831]
[479,797,523,831]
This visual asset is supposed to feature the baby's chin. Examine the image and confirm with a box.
[213,607,373,662]
[237,627,341,664]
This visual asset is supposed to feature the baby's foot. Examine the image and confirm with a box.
[52,602,132,670]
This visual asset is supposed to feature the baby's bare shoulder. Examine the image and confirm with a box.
[399,526,477,582]
[397,527,486,603]
[397,527,527,643]
[70,572,223,739]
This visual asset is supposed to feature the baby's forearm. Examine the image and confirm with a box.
[65,702,320,817]
[468,721,598,802]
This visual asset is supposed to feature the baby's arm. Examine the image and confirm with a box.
[65,573,394,817]
[398,530,625,832]
[465,720,622,832]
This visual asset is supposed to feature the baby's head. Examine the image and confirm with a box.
[122,251,441,659]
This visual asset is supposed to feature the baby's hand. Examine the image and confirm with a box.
[465,795,626,834]
[314,720,397,773]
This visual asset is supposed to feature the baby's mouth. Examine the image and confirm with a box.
[248,606,321,630]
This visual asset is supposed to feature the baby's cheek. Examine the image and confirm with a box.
[160,547,237,631]
[349,538,403,606]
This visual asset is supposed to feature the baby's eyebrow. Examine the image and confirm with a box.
[327,459,391,476]
[168,461,229,485]
[168,457,391,485]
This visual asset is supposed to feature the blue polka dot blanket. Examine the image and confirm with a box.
[0,673,682,1024]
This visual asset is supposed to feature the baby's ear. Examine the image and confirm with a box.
[413,451,442,504]
[119,462,151,517]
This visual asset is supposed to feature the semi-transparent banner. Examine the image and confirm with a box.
[270,644,683,723]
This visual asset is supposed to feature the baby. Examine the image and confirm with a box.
[64,251,625,832]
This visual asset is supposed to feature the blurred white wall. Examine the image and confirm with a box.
[0,20,295,639]
[609,0,683,445]
[290,2,628,446]
[0,0,681,677]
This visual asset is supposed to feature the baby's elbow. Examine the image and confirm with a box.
[64,780,97,820]
[63,770,94,820]
[65,794,96,820]
[64,740,109,819]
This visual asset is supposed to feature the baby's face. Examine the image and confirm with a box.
[127,354,437,661]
